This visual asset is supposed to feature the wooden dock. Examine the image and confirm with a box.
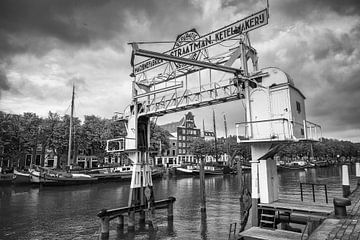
[238,227,303,240]
[258,199,333,216]
[308,185,360,240]
[239,185,360,240]
[238,198,333,240]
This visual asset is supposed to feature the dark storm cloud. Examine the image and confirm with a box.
[0,0,198,97]
[273,0,360,21]
[0,0,197,59]
[258,12,360,140]
[0,69,10,92]
[311,30,354,61]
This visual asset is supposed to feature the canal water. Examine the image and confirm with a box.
[0,165,358,240]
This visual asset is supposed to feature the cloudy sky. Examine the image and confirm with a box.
[0,0,359,142]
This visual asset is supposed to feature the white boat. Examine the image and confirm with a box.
[13,169,31,184]
[29,168,47,183]
[175,165,196,176]
[87,165,133,181]
[193,165,224,175]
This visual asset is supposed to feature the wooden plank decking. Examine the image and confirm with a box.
[258,199,333,215]
[238,227,302,240]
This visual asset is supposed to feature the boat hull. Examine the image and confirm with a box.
[192,169,223,176]
[175,167,195,176]
[40,176,98,186]
[13,170,31,184]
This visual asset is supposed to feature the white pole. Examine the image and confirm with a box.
[356,162,360,185]
[342,164,350,197]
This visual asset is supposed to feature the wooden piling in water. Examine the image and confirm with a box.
[117,215,124,230]
[168,197,174,221]
[199,157,206,212]
[100,216,110,239]
[139,210,145,224]
[238,160,245,229]
[128,210,135,232]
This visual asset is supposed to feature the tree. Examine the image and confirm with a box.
[188,138,212,162]
[78,115,109,161]
[149,121,170,159]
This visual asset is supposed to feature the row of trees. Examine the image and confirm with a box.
[1,110,359,168]
[188,136,360,164]
[0,111,127,168]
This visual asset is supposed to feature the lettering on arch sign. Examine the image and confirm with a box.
[134,8,268,75]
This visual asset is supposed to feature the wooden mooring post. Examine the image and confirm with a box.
[200,157,206,212]
[97,197,176,239]
[128,210,135,232]
[100,215,110,239]
[117,215,124,231]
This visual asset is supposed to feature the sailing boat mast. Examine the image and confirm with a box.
[213,109,218,163]
[67,84,75,167]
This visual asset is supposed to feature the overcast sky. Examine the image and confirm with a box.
[0,0,359,142]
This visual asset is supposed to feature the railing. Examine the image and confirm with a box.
[303,120,322,141]
[235,118,322,142]
[235,118,292,142]
[300,182,328,204]
[105,137,136,153]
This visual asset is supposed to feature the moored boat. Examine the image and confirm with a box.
[41,173,97,186]
[0,173,14,184]
[13,169,31,184]
[88,166,132,182]
[193,165,223,175]
[29,166,97,186]
[175,165,196,176]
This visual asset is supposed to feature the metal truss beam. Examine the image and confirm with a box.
[134,82,183,99]
[136,79,244,117]
[132,44,243,76]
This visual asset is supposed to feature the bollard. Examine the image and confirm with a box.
[116,215,124,231]
[128,210,135,232]
[342,165,351,198]
[333,197,351,218]
[100,216,110,239]
[356,162,360,185]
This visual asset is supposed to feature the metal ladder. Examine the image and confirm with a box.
[259,208,277,229]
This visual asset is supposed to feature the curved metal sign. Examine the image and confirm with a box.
[134,8,268,75]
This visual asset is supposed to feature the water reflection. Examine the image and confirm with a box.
[0,165,358,240]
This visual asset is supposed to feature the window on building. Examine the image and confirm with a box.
[35,155,41,165]
[296,101,301,113]
[301,128,304,136]
[172,150,176,156]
